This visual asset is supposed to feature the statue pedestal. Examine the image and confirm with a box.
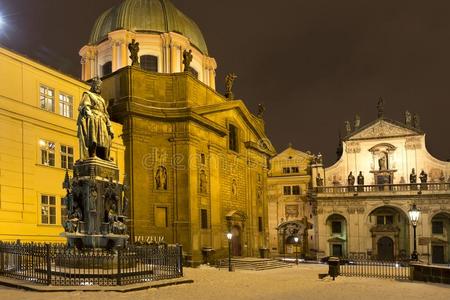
[62,157,129,250]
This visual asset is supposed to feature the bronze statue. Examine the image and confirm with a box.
[419,170,428,183]
[77,77,114,161]
[225,73,237,99]
[128,39,140,67]
[347,172,355,186]
[257,103,266,118]
[182,49,193,72]
[377,97,384,118]
[410,168,417,183]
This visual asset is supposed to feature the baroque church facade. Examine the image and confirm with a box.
[310,106,450,264]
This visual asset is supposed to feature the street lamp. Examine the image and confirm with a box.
[408,203,421,261]
[227,232,233,271]
[293,236,299,265]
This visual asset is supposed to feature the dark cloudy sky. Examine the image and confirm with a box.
[1,0,450,165]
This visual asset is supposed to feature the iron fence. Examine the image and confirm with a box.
[340,258,411,280]
[0,241,183,286]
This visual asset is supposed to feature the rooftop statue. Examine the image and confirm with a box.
[377,97,384,118]
[413,113,421,129]
[257,103,266,118]
[344,121,352,134]
[354,114,361,130]
[182,49,193,72]
[128,39,140,67]
[225,73,237,100]
[77,77,114,161]
[405,110,412,127]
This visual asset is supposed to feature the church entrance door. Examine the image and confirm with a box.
[231,226,242,256]
[377,237,394,260]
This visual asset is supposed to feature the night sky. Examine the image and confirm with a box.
[1,0,450,165]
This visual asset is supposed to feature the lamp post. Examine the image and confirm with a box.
[408,203,421,261]
[293,236,299,265]
[227,232,233,271]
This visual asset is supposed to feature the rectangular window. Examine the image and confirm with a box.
[155,207,168,228]
[432,221,444,234]
[228,124,238,152]
[61,145,74,170]
[40,140,56,167]
[40,85,55,112]
[377,215,393,225]
[292,185,301,195]
[41,195,57,225]
[385,215,394,225]
[283,186,292,195]
[291,167,299,173]
[282,167,291,174]
[61,197,67,225]
[201,209,208,229]
[331,221,342,234]
[258,217,263,232]
[59,93,73,118]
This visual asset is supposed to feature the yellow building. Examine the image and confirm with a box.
[0,46,125,242]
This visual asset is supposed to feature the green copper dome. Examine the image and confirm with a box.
[89,0,208,54]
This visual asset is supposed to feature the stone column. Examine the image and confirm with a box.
[209,69,216,90]
[121,40,128,67]
[112,42,118,71]
[170,44,178,73]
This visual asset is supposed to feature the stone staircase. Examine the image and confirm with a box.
[217,257,292,271]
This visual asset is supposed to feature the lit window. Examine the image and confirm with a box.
[59,93,73,118]
[40,85,55,112]
[41,195,57,225]
[61,145,74,170]
[40,140,56,167]
[283,186,292,195]
[140,55,158,72]
[292,185,300,195]
[282,167,291,174]
[291,167,299,173]
[229,124,239,152]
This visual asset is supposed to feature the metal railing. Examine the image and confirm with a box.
[0,241,183,286]
[316,182,450,194]
[340,259,411,280]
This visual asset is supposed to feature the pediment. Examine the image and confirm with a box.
[347,119,421,140]
[272,147,312,162]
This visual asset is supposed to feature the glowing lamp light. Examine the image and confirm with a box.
[227,233,232,240]
[293,236,299,243]
[408,203,420,226]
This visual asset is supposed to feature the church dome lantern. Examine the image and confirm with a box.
[80,0,217,88]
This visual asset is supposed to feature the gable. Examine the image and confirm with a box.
[347,119,422,140]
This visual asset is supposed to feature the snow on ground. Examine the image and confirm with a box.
[1,264,449,300]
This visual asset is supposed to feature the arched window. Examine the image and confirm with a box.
[140,55,158,72]
[102,61,112,76]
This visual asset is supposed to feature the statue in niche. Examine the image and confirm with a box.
[316,173,324,187]
[199,170,208,193]
[182,49,193,72]
[347,172,355,186]
[419,170,428,183]
[377,97,384,118]
[155,166,168,190]
[378,153,388,170]
[354,114,361,130]
[88,182,97,212]
[231,179,237,195]
[344,121,352,134]
[128,39,140,67]
[225,73,237,99]
[405,110,412,126]
[77,77,114,161]
[413,113,421,129]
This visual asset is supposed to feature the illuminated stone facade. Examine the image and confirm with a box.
[311,113,450,263]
